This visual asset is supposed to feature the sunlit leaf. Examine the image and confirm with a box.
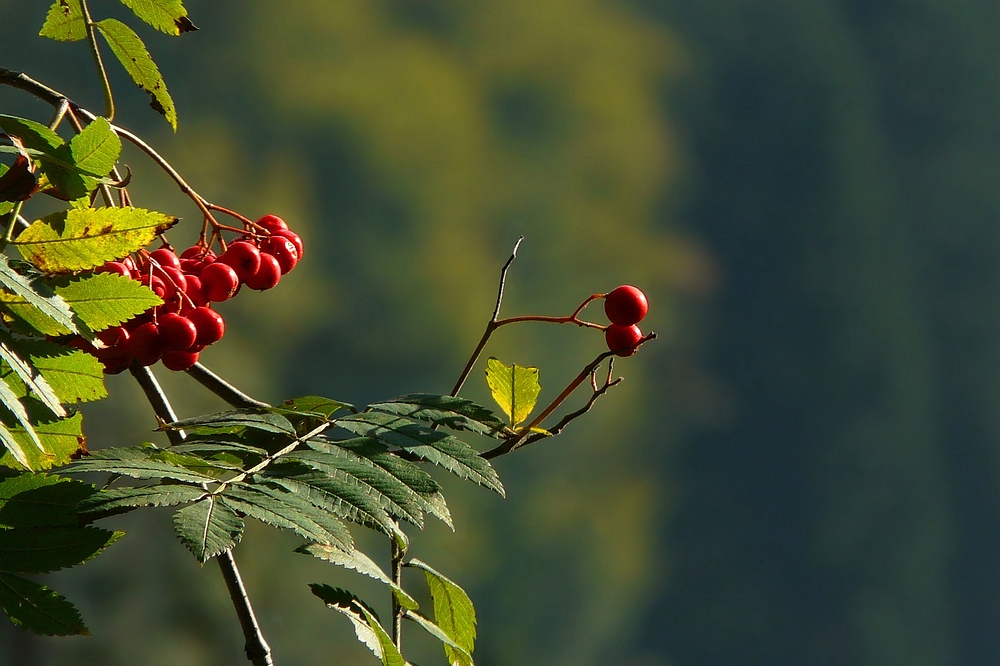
[95,19,178,130]
[118,0,197,36]
[39,0,86,42]
[13,340,106,405]
[404,610,474,666]
[484,357,540,429]
[0,337,66,417]
[406,559,476,666]
[0,413,87,471]
[0,254,77,336]
[68,117,122,181]
[310,585,404,665]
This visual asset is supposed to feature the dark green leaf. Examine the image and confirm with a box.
[0,573,87,636]
[406,559,476,665]
[298,542,418,610]
[369,394,507,438]
[39,0,86,42]
[0,473,93,528]
[221,484,353,551]
[337,413,504,496]
[280,396,353,419]
[61,446,216,483]
[0,254,77,336]
[264,467,398,535]
[77,483,205,518]
[167,409,296,436]
[173,495,243,563]
[310,585,403,665]
[14,207,177,274]
[0,115,89,202]
[95,19,178,130]
[118,0,196,36]
[0,526,122,574]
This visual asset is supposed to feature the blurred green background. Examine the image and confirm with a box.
[1,0,998,664]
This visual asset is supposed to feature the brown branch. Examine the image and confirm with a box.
[185,362,271,409]
[390,538,405,650]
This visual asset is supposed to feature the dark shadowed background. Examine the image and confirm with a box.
[0,1,998,664]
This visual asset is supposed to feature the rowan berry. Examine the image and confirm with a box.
[605,323,643,357]
[604,285,648,326]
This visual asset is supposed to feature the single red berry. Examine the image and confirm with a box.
[260,236,299,274]
[95,261,131,278]
[161,266,188,293]
[604,285,648,326]
[257,214,288,233]
[158,313,198,352]
[244,253,281,290]
[96,326,130,356]
[149,248,181,271]
[200,262,240,302]
[127,322,163,366]
[184,274,209,307]
[188,307,225,345]
[274,229,303,260]
[162,349,200,371]
[605,323,643,357]
[219,241,262,283]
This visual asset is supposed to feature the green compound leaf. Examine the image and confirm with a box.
[404,610,474,666]
[0,413,87,472]
[39,0,86,42]
[13,340,106,405]
[0,573,88,636]
[77,483,205,519]
[0,115,91,203]
[167,409,297,436]
[53,273,162,332]
[14,207,177,274]
[0,526,122,574]
[0,473,93,528]
[406,559,476,666]
[220,484,353,552]
[68,117,121,181]
[484,357,540,429]
[299,542,419,611]
[0,423,35,472]
[95,19,178,131]
[310,585,404,666]
[0,338,66,417]
[368,394,508,438]
[173,495,244,564]
[279,395,354,419]
[337,412,504,496]
[118,0,197,35]
[0,255,78,337]
[62,446,216,484]
[0,374,43,453]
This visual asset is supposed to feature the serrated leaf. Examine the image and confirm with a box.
[173,495,243,563]
[280,396,353,419]
[299,542,418,611]
[118,0,197,35]
[369,394,508,438]
[221,484,353,552]
[265,467,399,535]
[362,604,407,666]
[62,446,215,483]
[95,19,177,130]
[0,473,93,528]
[0,413,87,472]
[68,117,121,181]
[0,422,34,471]
[406,559,476,666]
[0,374,43,452]
[0,254,77,336]
[77,483,205,519]
[14,207,176,274]
[404,610,474,666]
[0,115,89,202]
[484,357,540,429]
[0,338,65,417]
[310,585,385,659]
[13,340,106,405]
[39,0,86,42]
[52,273,161,332]
[337,413,504,496]
[167,409,296,436]
[0,526,121,574]
[0,573,87,636]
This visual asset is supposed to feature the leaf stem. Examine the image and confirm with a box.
[185,362,271,409]
[4,201,23,243]
[391,537,405,650]
[79,0,114,121]
[128,364,274,666]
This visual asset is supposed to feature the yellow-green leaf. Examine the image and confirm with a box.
[118,0,197,36]
[55,273,162,332]
[69,118,121,181]
[39,0,85,42]
[0,412,85,471]
[484,357,540,428]
[14,207,176,273]
[95,19,177,130]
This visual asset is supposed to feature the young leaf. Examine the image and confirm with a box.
[167,409,296,436]
[77,483,205,519]
[0,254,77,336]
[404,610,474,666]
[0,413,87,471]
[14,207,177,273]
[280,395,354,419]
[94,19,178,130]
[0,338,66,417]
[298,542,419,611]
[68,117,122,180]
[0,473,93,528]
[0,573,88,636]
[118,0,197,35]
[173,495,244,563]
[310,585,405,666]
[14,340,107,404]
[368,394,508,438]
[62,446,216,483]
[220,484,353,552]
[406,559,476,666]
[39,0,86,42]
[0,526,122,574]
[337,413,504,496]
[484,357,541,429]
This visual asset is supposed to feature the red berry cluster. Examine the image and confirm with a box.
[603,285,648,356]
[70,215,302,374]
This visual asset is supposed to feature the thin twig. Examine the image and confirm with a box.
[390,538,405,650]
[185,363,271,409]
[79,0,114,121]
[128,364,274,666]
[48,98,69,131]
